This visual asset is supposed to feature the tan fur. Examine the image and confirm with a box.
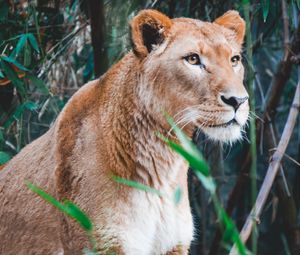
[0,10,248,255]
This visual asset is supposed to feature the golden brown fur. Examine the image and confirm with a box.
[0,10,248,254]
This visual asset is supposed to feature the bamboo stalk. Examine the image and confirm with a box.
[229,81,300,255]
[242,1,257,253]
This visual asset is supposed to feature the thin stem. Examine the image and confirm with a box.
[243,1,257,254]
[229,81,300,255]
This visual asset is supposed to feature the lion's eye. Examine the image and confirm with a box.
[231,55,240,67]
[185,54,201,65]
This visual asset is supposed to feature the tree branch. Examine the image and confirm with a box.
[229,81,300,255]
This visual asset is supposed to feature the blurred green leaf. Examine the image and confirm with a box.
[27,33,40,53]
[83,248,99,255]
[0,69,4,78]
[4,101,37,128]
[63,201,93,231]
[0,60,26,99]
[11,33,40,58]
[12,34,27,58]
[26,181,93,232]
[112,175,162,196]
[0,151,10,164]
[23,101,38,111]
[162,138,216,192]
[261,0,270,22]
[26,73,50,95]
[24,44,32,67]
[174,186,182,205]
[1,55,29,71]
[0,130,3,143]
[165,115,210,175]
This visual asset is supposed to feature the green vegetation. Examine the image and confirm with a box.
[26,181,98,254]
[1,1,299,254]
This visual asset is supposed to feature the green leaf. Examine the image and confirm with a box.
[3,104,25,128]
[4,101,37,128]
[0,151,10,164]
[1,55,29,71]
[0,130,4,143]
[23,44,32,67]
[26,181,93,232]
[26,73,50,95]
[63,200,93,231]
[23,101,38,111]
[83,248,99,255]
[0,69,4,78]
[12,34,27,58]
[0,60,26,99]
[261,0,270,22]
[165,115,209,174]
[164,138,216,192]
[112,175,163,196]
[174,186,182,205]
[27,33,40,53]
[297,0,300,10]
[163,137,209,176]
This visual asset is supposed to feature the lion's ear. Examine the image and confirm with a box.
[214,10,245,45]
[131,9,173,58]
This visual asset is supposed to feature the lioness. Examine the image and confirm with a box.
[0,9,249,255]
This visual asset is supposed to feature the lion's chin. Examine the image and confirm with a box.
[200,124,243,143]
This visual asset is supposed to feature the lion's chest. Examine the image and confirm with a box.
[121,160,194,255]
[122,192,193,255]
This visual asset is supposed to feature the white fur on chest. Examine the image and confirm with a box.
[121,159,194,255]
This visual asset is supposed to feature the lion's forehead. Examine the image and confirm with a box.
[169,19,240,54]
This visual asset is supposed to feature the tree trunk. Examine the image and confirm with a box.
[87,0,108,77]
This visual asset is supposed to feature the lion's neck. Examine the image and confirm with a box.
[111,101,182,188]
[104,60,187,188]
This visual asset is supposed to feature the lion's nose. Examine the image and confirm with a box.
[221,95,248,111]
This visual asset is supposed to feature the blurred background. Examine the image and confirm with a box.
[0,1,299,255]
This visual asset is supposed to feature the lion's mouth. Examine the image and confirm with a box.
[208,118,239,128]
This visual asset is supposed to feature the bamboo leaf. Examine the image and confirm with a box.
[162,137,215,192]
[0,60,26,99]
[63,200,93,231]
[24,44,32,67]
[4,101,37,128]
[26,73,50,95]
[112,175,163,196]
[165,115,208,174]
[23,101,38,111]
[0,130,3,143]
[83,248,99,255]
[0,151,10,164]
[26,181,93,232]
[261,0,270,22]
[1,55,29,71]
[27,33,40,53]
[174,186,182,205]
[11,34,27,58]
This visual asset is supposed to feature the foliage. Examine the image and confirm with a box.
[26,181,97,253]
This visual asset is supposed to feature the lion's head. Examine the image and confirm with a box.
[131,10,249,143]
